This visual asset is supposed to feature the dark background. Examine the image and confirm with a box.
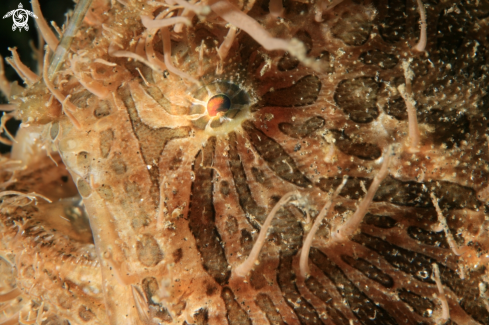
[0,0,73,153]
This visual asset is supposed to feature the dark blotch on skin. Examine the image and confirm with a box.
[228,131,266,227]
[221,287,252,325]
[329,129,382,160]
[278,30,312,71]
[364,214,397,229]
[99,129,114,158]
[335,77,379,123]
[331,9,373,46]
[136,234,163,267]
[310,248,398,325]
[240,228,254,254]
[379,0,407,43]
[279,116,325,139]
[278,253,323,325]
[352,233,489,324]
[255,294,286,325]
[305,277,350,325]
[397,289,434,317]
[94,100,112,118]
[261,75,321,107]
[407,226,450,249]
[318,176,481,210]
[188,137,230,285]
[141,277,173,322]
[173,248,183,263]
[341,254,394,288]
[242,121,312,188]
[385,96,407,120]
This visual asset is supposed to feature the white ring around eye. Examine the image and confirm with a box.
[189,81,252,134]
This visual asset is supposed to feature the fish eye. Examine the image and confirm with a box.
[207,94,231,117]
[190,81,253,135]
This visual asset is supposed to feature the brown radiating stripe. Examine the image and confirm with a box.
[341,254,394,288]
[352,233,438,284]
[353,233,489,324]
[407,226,450,249]
[317,176,481,209]
[255,294,286,325]
[119,86,190,206]
[310,248,398,325]
[188,137,230,285]
[227,131,266,228]
[221,287,252,325]
[268,196,303,253]
[375,177,481,210]
[242,121,312,188]
[304,277,350,325]
[397,289,434,318]
[277,253,322,325]
[278,116,325,139]
[364,214,397,229]
[261,75,321,107]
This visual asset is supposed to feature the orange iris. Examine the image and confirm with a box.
[207,94,231,117]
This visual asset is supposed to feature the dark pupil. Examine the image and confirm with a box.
[207,94,231,117]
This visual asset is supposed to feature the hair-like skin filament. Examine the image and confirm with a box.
[0,191,52,204]
[414,0,427,52]
[0,312,19,325]
[47,0,94,77]
[430,193,469,256]
[269,0,284,18]
[142,12,170,74]
[0,105,16,112]
[332,148,391,242]
[235,191,298,277]
[108,42,162,74]
[210,0,291,52]
[0,113,16,146]
[398,61,420,151]
[0,56,11,98]
[173,0,200,33]
[70,58,110,99]
[141,15,191,29]
[132,285,150,322]
[161,27,200,85]
[299,177,348,277]
[218,26,237,61]
[0,288,21,303]
[42,47,81,129]
[6,48,39,85]
[166,0,211,15]
[432,263,450,323]
[31,0,59,51]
